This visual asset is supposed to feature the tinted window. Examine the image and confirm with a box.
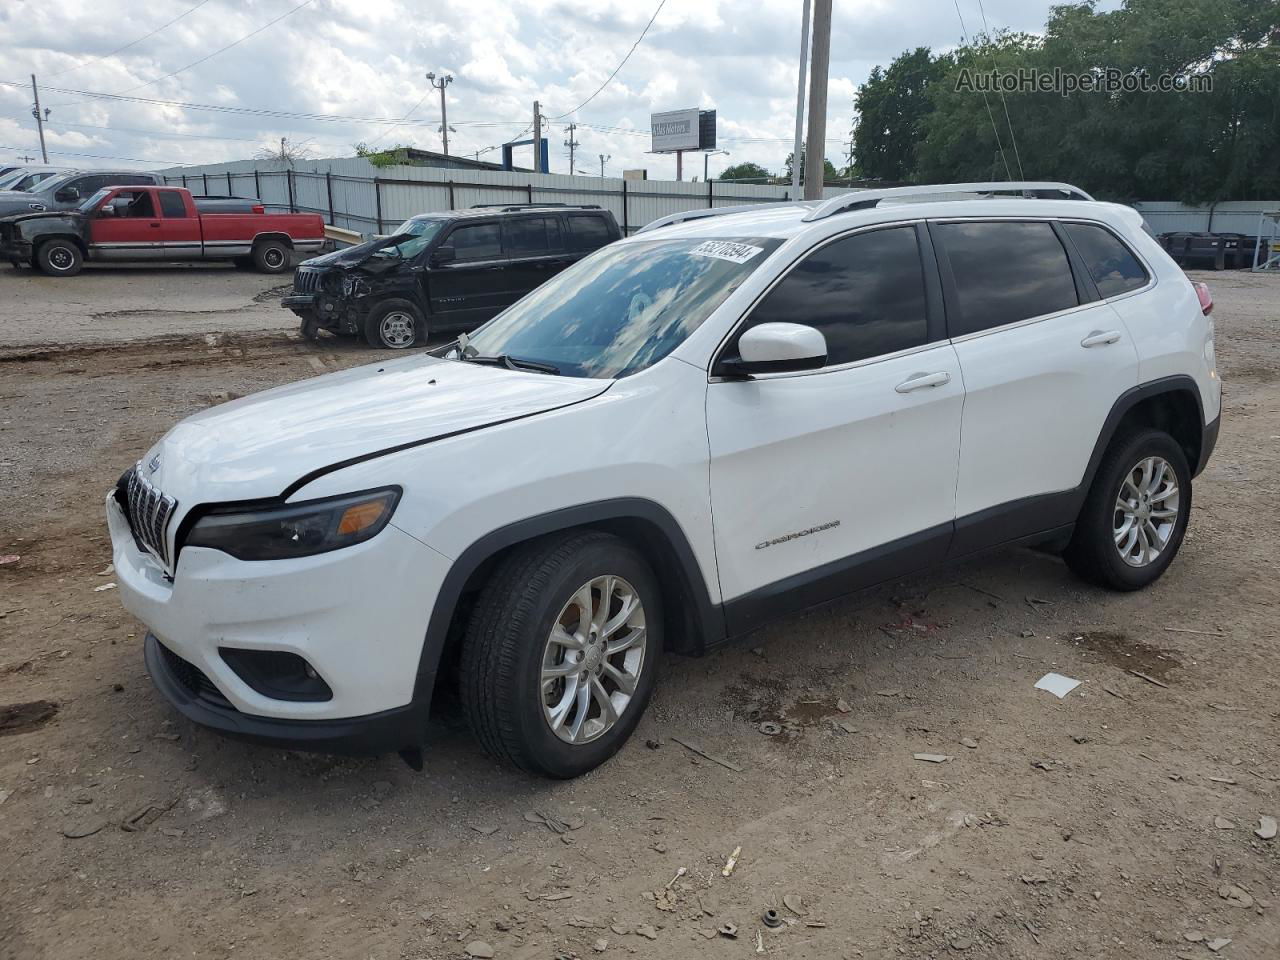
[504,216,563,256]
[1064,222,1148,298]
[937,221,1078,335]
[737,226,928,367]
[158,190,187,218]
[567,215,613,252]
[448,222,502,261]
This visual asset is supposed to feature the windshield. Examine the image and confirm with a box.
[373,217,446,259]
[79,188,112,212]
[456,236,783,379]
[0,170,25,190]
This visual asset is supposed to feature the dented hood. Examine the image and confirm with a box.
[143,354,610,505]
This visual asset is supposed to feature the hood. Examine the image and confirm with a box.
[0,193,52,216]
[0,209,80,227]
[298,236,407,271]
[143,354,611,506]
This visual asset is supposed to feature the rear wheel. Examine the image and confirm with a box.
[36,239,82,277]
[252,240,291,273]
[1064,428,1192,590]
[363,299,424,349]
[459,531,663,778]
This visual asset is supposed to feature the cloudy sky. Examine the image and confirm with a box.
[0,0,1112,179]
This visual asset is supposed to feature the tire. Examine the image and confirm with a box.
[363,299,424,349]
[36,239,83,277]
[459,531,663,778]
[252,239,291,273]
[1064,428,1192,591]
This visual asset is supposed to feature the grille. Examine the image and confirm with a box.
[158,643,234,710]
[293,267,322,294]
[125,464,178,569]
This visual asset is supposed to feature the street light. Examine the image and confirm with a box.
[599,154,611,177]
[704,149,730,181]
[426,72,454,155]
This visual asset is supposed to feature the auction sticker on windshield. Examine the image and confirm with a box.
[689,240,765,264]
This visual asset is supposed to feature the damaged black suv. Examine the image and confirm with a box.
[282,204,621,348]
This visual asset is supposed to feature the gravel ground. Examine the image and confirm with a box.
[0,267,1277,960]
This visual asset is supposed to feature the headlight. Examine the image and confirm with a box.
[186,488,401,561]
[341,275,369,298]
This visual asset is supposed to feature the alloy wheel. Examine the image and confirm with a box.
[1113,455,1180,567]
[540,575,647,745]
[378,311,416,348]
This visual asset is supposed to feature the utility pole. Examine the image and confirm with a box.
[599,154,610,177]
[564,122,579,175]
[532,101,543,173]
[31,74,49,164]
[802,0,832,200]
[426,72,454,156]
[791,0,811,194]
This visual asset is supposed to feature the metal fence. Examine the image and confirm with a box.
[158,156,839,236]
[157,157,1279,241]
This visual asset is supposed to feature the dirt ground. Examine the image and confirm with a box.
[1,265,1277,960]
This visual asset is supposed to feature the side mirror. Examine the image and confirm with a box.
[717,322,827,378]
[55,187,80,203]
[431,245,456,265]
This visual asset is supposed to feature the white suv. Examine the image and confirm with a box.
[107,182,1221,778]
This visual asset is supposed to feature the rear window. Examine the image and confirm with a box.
[158,191,187,218]
[936,221,1079,335]
[1063,222,1149,298]
[504,216,563,256]
[566,215,613,252]
[447,222,503,261]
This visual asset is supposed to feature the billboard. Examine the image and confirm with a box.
[651,109,701,152]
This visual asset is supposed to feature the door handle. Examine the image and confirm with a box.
[149,222,161,228]
[1081,330,1121,348]
[895,371,951,393]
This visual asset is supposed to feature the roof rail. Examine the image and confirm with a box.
[469,203,601,211]
[802,181,1094,222]
[636,201,808,235]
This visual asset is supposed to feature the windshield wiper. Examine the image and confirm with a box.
[461,353,561,375]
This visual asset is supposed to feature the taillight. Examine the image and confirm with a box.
[1192,280,1213,316]
[252,204,265,214]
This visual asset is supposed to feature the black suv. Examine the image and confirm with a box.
[282,204,622,348]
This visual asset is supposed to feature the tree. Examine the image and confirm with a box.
[783,146,840,184]
[355,142,415,168]
[718,161,771,183]
[854,47,946,181]
[255,137,312,165]
[860,0,1280,201]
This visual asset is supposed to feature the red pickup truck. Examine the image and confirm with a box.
[0,185,326,276]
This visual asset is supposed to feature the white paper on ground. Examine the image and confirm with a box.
[1034,672,1082,698]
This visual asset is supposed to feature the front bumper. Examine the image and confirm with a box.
[107,492,453,752]
[145,634,429,754]
[0,237,32,262]
[280,293,316,311]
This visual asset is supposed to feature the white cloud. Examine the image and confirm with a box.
[0,0,1101,177]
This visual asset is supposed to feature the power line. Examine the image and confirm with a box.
[0,142,182,166]
[975,0,1025,179]
[951,0,1012,180]
[551,0,666,119]
[44,0,215,79]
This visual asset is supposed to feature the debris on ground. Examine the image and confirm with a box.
[670,735,743,772]
[1256,815,1277,840]
[96,564,113,576]
[635,924,658,940]
[960,737,980,749]
[874,688,902,697]
[835,720,858,734]
[913,753,951,763]
[465,941,495,958]
[722,846,741,878]
[644,738,661,750]
[1034,673,1082,698]
[1208,776,1238,785]
[471,824,500,836]
[666,866,687,888]
[1214,817,1236,829]
[836,698,851,713]
[0,555,20,565]
[758,721,782,736]
[592,938,608,952]
[1207,938,1233,952]
[782,893,807,917]
[1128,670,1169,689]
[92,582,117,592]
[523,810,584,834]
[717,922,738,939]
[62,819,108,839]
[1218,883,1254,908]
[762,909,782,928]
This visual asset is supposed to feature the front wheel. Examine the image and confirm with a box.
[459,531,663,778]
[36,239,83,277]
[1064,428,1192,590]
[363,299,424,349]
